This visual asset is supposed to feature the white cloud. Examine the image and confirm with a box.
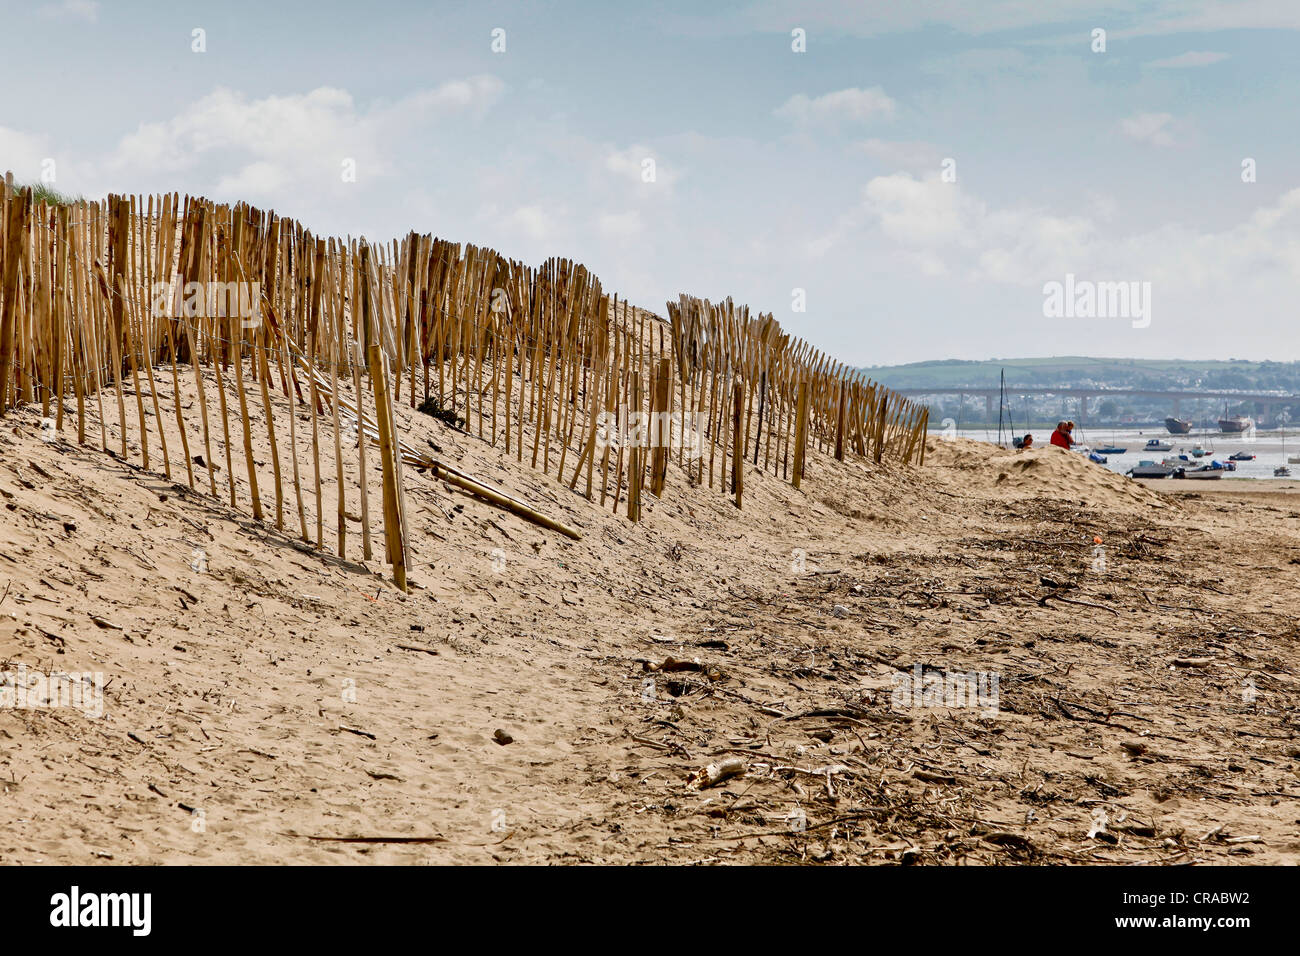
[859,172,1300,307]
[743,0,1106,36]
[214,161,290,198]
[398,76,505,118]
[597,210,644,239]
[919,47,1031,76]
[110,87,352,173]
[740,0,1300,38]
[862,173,1097,282]
[854,138,944,170]
[775,87,895,125]
[603,144,679,189]
[507,204,553,241]
[1119,112,1177,147]
[0,126,53,182]
[106,77,504,186]
[1115,0,1300,36]
[863,173,969,247]
[37,0,98,22]
[1146,50,1229,68]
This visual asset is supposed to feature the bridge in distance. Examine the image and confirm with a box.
[890,386,1300,425]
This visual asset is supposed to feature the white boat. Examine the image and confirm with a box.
[1144,438,1173,452]
[1176,466,1223,480]
[1128,459,1179,478]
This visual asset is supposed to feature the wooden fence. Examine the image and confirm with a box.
[0,176,927,587]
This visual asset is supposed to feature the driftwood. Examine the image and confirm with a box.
[643,656,723,681]
[691,756,746,789]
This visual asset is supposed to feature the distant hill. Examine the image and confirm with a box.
[861,357,1300,393]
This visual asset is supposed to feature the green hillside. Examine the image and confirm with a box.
[862,357,1300,393]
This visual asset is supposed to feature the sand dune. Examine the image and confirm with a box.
[2,397,1298,864]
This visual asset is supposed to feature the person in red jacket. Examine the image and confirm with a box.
[1049,421,1073,449]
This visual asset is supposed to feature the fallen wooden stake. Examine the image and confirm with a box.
[418,455,582,540]
[287,341,582,540]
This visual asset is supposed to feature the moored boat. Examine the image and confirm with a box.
[1218,416,1253,433]
[1095,445,1126,454]
[1164,417,1193,434]
[1228,451,1255,461]
[1177,466,1223,480]
[1144,438,1173,452]
[1128,459,1179,478]
[1218,404,1254,433]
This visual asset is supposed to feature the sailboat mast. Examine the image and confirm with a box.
[997,369,1005,447]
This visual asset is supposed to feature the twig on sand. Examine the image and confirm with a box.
[293,834,446,844]
[704,808,892,842]
[1053,698,1139,734]
[395,644,439,656]
[287,831,513,847]
[1038,593,1119,616]
[338,725,376,740]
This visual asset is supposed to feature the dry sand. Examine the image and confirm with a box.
[2,382,1298,865]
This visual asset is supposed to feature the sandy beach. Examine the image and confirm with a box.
[3,380,1297,865]
[1137,477,1300,495]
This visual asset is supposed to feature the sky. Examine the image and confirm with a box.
[2,0,1298,365]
